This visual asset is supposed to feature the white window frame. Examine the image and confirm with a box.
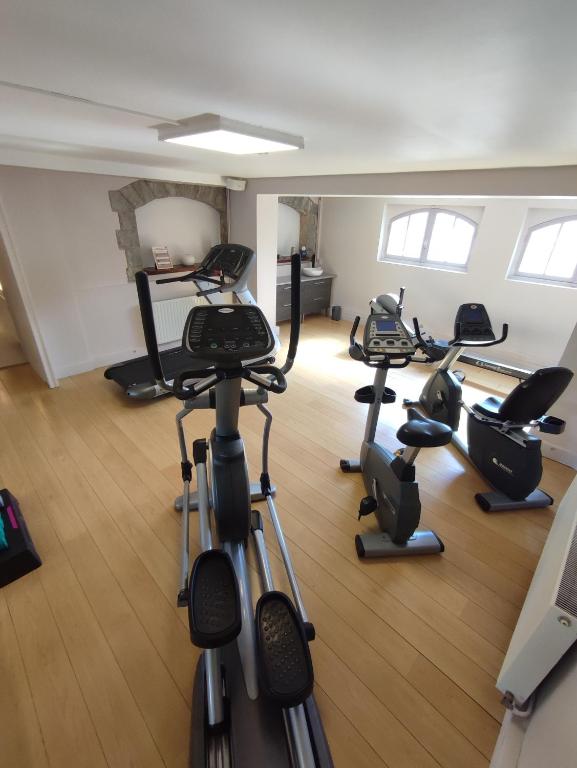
[510,214,577,288]
[379,207,477,272]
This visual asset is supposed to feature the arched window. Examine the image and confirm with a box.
[513,216,577,285]
[381,208,477,269]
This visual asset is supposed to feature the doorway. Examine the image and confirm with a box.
[0,281,26,368]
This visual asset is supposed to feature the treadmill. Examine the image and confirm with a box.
[104,244,257,399]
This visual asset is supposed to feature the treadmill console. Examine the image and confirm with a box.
[454,303,495,342]
[183,305,275,362]
[363,313,416,357]
[199,244,254,280]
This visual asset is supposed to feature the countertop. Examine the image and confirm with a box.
[276,272,336,286]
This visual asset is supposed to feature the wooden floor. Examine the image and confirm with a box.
[0,298,25,369]
[1,316,574,768]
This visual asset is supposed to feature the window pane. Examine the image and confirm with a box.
[519,224,559,274]
[545,220,577,278]
[427,213,474,265]
[387,216,409,257]
[387,212,428,259]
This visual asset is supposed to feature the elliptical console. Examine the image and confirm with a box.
[184,305,275,361]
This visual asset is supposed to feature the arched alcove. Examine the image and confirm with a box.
[135,197,221,267]
[109,179,228,279]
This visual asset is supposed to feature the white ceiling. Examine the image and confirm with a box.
[2,0,577,181]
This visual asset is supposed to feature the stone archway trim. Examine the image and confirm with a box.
[109,179,228,280]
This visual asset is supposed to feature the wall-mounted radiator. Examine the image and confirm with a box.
[496,475,577,710]
[152,296,206,345]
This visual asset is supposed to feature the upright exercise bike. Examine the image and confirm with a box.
[340,290,452,558]
[136,254,333,768]
[411,303,573,512]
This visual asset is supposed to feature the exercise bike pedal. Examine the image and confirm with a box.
[256,591,314,708]
[358,496,377,520]
[188,550,241,649]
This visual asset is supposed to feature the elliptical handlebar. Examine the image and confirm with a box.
[243,365,287,394]
[280,253,301,375]
[135,249,301,401]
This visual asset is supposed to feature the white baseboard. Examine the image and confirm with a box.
[541,442,577,470]
[56,346,148,379]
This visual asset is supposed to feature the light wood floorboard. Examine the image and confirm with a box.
[0,316,574,768]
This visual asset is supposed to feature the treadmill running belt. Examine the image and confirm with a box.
[105,346,192,387]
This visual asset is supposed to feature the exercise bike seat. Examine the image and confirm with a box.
[397,408,453,448]
[473,367,573,425]
[473,396,503,419]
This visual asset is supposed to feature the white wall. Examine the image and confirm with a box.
[277,203,300,257]
[256,195,278,329]
[545,322,577,468]
[136,197,220,267]
[0,211,53,382]
[319,196,577,372]
[0,166,224,378]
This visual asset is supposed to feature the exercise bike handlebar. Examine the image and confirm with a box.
[449,321,509,348]
[412,317,509,349]
[348,315,411,368]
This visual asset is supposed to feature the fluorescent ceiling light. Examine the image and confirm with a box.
[156,113,303,155]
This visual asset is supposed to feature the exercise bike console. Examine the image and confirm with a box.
[364,313,417,356]
[452,303,495,341]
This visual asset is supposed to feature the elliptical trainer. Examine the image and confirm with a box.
[411,303,573,512]
[340,289,452,558]
[136,253,333,768]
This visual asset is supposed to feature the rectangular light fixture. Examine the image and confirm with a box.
[156,113,304,155]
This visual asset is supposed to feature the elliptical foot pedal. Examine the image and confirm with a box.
[188,550,241,648]
[256,591,314,707]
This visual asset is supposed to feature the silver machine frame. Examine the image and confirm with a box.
[175,372,319,767]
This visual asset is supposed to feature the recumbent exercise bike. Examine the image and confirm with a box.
[410,303,573,512]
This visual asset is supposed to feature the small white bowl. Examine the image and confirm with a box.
[302,267,323,277]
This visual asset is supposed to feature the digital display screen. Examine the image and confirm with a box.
[375,319,397,332]
[462,308,484,323]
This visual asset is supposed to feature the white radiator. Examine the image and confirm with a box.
[496,475,577,710]
[152,296,205,345]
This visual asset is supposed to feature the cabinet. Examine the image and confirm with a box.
[276,275,335,323]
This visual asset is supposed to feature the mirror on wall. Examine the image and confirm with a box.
[277,203,301,258]
[135,197,221,268]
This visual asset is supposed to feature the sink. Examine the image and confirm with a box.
[302,267,324,277]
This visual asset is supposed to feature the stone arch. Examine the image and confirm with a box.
[278,196,319,255]
[109,179,228,280]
